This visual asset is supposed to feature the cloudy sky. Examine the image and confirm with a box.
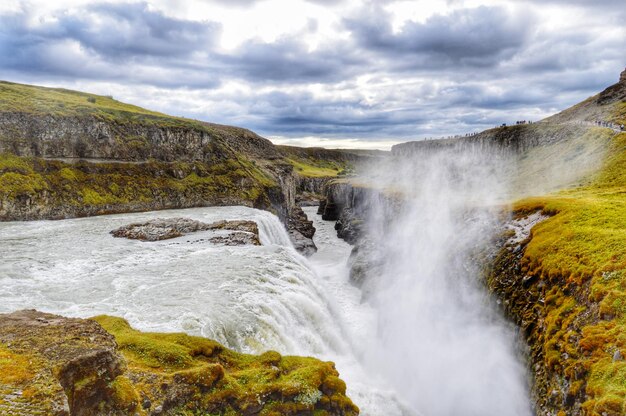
[1,0,624,149]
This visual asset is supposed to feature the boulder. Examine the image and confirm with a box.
[110,218,260,245]
[0,310,131,416]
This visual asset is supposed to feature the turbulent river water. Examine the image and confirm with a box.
[0,205,404,415]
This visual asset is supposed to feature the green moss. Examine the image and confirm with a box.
[0,154,278,218]
[0,171,48,197]
[510,132,626,413]
[0,153,33,174]
[92,315,221,371]
[109,376,140,412]
[91,316,359,415]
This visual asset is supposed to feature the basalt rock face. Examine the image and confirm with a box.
[391,123,591,158]
[596,68,626,106]
[0,108,281,164]
[1,113,210,161]
[286,206,317,256]
[0,310,360,416]
[295,175,331,206]
[319,180,394,294]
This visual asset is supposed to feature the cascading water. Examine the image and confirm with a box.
[0,205,402,414]
[357,147,532,416]
[0,148,533,415]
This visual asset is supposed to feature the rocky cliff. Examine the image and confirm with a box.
[0,81,319,252]
[0,310,359,416]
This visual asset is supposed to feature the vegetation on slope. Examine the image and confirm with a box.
[0,153,277,219]
[0,81,215,132]
[0,81,299,220]
[0,310,358,415]
[504,130,626,415]
[277,146,359,178]
[93,315,359,415]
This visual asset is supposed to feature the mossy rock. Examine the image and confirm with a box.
[92,315,359,415]
[0,311,358,415]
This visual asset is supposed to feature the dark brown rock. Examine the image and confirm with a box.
[286,206,317,256]
[0,310,132,416]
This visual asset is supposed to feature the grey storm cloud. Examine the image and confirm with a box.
[1,3,219,60]
[74,3,220,59]
[0,2,224,87]
[0,2,360,86]
[218,38,363,83]
[222,90,434,138]
[344,5,533,68]
[0,0,624,144]
[198,0,346,6]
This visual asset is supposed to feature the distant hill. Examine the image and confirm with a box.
[545,68,626,125]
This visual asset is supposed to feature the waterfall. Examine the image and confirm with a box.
[0,183,533,415]
[357,146,532,415]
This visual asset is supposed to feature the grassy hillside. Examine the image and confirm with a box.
[482,125,626,416]
[0,81,212,132]
[497,129,626,415]
[0,81,296,220]
[0,310,358,415]
[276,145,364,178]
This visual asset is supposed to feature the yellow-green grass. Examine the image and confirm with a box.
[285,157,347,178]
[92,316,358,415]
[513,131,626,415]
[612,101,626,126]
[0,81,212,132]
[0,344,35,385]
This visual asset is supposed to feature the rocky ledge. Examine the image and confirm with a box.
[0,310,359,416]
[110,218,261,246]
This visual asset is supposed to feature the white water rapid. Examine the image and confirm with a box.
[0,205,403,415]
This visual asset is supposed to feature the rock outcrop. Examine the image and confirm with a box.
[286,206,317,256]
[110,218,260,245]
[0,310,127,416]
[318,180,396,295]
[0,310,360,416]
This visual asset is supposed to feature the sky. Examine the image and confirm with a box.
[0,0,624,150]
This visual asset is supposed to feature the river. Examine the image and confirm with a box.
[0,205,404,415]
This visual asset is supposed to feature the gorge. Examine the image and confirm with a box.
[1,68,626,415]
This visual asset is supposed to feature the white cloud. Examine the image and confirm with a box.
[0,0,624,149]
[269,136,400,150]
